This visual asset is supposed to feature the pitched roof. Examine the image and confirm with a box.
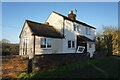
[26,20,64,38]
[52,11,96,29]
[78,35,95,42]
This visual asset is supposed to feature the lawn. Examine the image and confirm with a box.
[18,56,119,79]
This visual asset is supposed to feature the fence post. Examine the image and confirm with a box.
[27,58,33,74]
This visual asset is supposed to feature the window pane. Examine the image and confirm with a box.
[72,41,75,48]
[41,38,46,45]
[47,45,51,48]
[86,27,89,35]
[77,26,79,31]
[40,38,46,48]
[73,24,76,31]
[78,47,84,52]
[86,27,91,35]
[47,38,51,48]
[68,41,71,48]
[86,27,88,34]
[89,28,91,34]
[41,45,46,48]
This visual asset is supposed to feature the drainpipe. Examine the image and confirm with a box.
[62,18,65,53]
[33,35,36,58]
[63,18,65,38]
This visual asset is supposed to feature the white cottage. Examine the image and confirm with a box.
[19,11,96,59]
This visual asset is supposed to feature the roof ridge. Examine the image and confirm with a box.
[52,11,96,29]
[52,11,68,19]
[26,19,42,24]
[26,19,54,28]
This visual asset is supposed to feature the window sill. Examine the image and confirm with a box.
[41,48,52,50]
[68,48,75,50]
[74,31,80,35]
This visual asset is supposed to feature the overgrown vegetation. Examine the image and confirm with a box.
[1,39,19,56]
[95,33,106,51]
[96,26,120,56]
[17,56,119,79]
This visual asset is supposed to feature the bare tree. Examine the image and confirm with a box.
[103,26,120,56]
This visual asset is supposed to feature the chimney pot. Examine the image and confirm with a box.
[69,10,73,14]
[68,10,76,20]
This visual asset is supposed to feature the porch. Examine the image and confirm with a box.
[77,35,95,53]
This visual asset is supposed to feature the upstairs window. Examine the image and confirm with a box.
[68,40,75,48]
[73,24,80,32]
[86,27,91,35]
[73,24,77,31]
[40,38,51,48]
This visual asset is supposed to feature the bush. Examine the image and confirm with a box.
[2,43,19,56]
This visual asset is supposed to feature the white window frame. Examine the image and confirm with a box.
[68,40,75,49]
[23,38,27,55]
[40,38,52,49]
[73,24,81,32]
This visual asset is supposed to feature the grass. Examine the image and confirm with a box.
[18,56,119,79]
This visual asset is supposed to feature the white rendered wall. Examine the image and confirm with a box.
[62,20,77,53]
[46,12,64,34]
[19,22,33,58]
[46,12,96,54]
[35,36,63,55]
[74,23,95,41]
[87,42,95,58]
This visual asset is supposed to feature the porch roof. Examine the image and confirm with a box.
[26,20,64,38]
[77,35,95,42]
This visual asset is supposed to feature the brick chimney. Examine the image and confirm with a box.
[68,10,76,20]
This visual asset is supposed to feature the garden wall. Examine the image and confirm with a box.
[33,53,89,72]
[2,53,90,79]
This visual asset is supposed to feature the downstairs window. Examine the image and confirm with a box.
[68,40,75,48]
[40,38,51,48]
